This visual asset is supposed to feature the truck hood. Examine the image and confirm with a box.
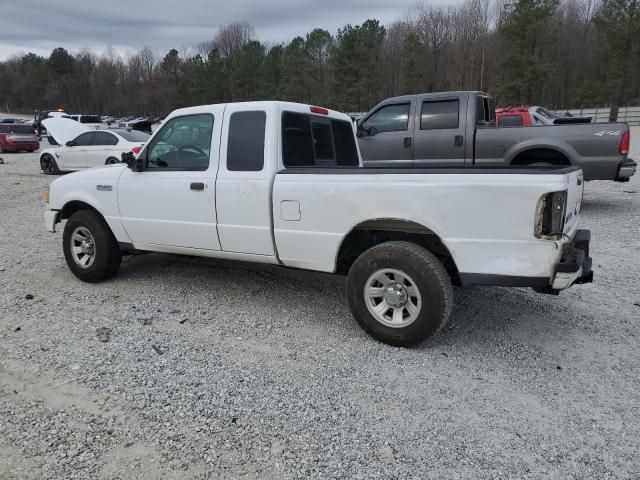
[42,117,89,145]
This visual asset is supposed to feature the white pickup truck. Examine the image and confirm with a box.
[44,101,593,347]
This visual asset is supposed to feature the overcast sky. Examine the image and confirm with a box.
[0,0,460,60]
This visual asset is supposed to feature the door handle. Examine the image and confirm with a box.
[404,137,412,148]
[454,135,464,147]
[190,182,205,191]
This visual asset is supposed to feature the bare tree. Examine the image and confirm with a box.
[213,22,255,58]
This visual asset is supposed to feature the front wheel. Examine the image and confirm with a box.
[105,157,120,165]
[40,153,60,174]
[347,241,452,347]
[62,210,122,282]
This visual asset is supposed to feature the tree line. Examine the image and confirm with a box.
[0,0,638,116]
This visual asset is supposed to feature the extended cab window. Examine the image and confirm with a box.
[420,100,459,129]
[361,103,409,134]
[92,132,118,145]
[145,114,213,170]
[498,115,524,127]
[283,112,358,167]
[227,111,266,171]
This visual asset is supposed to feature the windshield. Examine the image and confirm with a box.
[0,124,35,134]
[114,129,151,142]
[80,115,101,123]
[536,107,560,119]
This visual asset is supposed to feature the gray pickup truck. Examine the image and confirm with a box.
[357,91,636,181]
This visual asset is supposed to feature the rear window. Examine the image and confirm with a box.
[80,115,101,123]
[282,112,358,167]
[498,115,524,127]
[114,129,151,142]
[0,124,35,134]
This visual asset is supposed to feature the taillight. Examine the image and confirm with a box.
[535,190,567,239]
[131,146,142,155]
[620,131,630,155]
[310,106,329,115]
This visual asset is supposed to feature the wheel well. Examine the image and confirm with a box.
[60,201,101,221]
[511,148,570,166]
[335,219,459,283]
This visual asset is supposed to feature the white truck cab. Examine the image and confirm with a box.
[44,101,593,347]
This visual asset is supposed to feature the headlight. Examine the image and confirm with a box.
[534,190,567,239]
[44,187,49,204]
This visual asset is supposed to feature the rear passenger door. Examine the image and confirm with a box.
[216,103,275,256]
[85,131,119,167]
[357,102,413,167]
[413,95,466,167]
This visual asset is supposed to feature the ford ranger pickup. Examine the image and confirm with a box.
[44,101,593,347]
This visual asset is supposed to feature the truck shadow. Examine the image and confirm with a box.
[120,253,572,350]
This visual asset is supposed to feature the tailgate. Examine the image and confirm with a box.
[563,168,584,235]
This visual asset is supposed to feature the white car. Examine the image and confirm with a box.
[40,118,149,174]
[44,101,593,347]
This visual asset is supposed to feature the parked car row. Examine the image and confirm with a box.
[39,118,149,174]
[496,106,592,127]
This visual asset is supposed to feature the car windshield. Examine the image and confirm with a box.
[537,107,560,119]
[0,124,35,134]
[114,129,151,142]
[80,115,101,123]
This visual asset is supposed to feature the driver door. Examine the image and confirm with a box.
[60,132,95,169]
[117,110,224,250]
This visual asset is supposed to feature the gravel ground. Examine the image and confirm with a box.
[0,128,639,479]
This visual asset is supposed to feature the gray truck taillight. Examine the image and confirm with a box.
[534,190,567,239]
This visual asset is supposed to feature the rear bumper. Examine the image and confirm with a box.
[549,229,593,290]
[458,229,593,293]
[615,158,636,182]
[0,141,40,151]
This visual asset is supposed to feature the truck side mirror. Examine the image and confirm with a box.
[122,151,145,172]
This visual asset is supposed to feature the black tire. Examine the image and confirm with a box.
[347,241,452,347]
[62,210,122,283]
[105,157,120,165]
[40,153,60,174]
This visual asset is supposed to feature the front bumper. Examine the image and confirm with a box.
[44,209,59,233]
[616,158,637,182]
[550,229,593,291]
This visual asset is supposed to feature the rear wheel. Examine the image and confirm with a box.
[105,157,120,165]
[347,241,452,347]
[62,210,122,283]
[40,153,59,174]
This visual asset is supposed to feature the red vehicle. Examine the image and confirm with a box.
[496,106,592,127]
[0,123,40,153]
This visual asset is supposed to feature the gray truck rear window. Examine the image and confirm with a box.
[227,111,266,171]
[282,112,358,167]
[498,115,524,127]
[421,100,459,130]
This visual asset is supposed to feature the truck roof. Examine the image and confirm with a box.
[377,91,490,104]
[169,101,353,123]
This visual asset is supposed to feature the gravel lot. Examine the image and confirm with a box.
[1,128,639,479]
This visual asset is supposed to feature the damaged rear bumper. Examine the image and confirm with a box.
[548,229,593,291]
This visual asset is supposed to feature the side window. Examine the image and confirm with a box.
[420,100,459,130]
[498,115,524,127]
[282,112,359,167]
[361,103,410,134]
[145,114,214,170]
[74,132,95,146]
[227,111,266,171]
[92,132,118,146]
